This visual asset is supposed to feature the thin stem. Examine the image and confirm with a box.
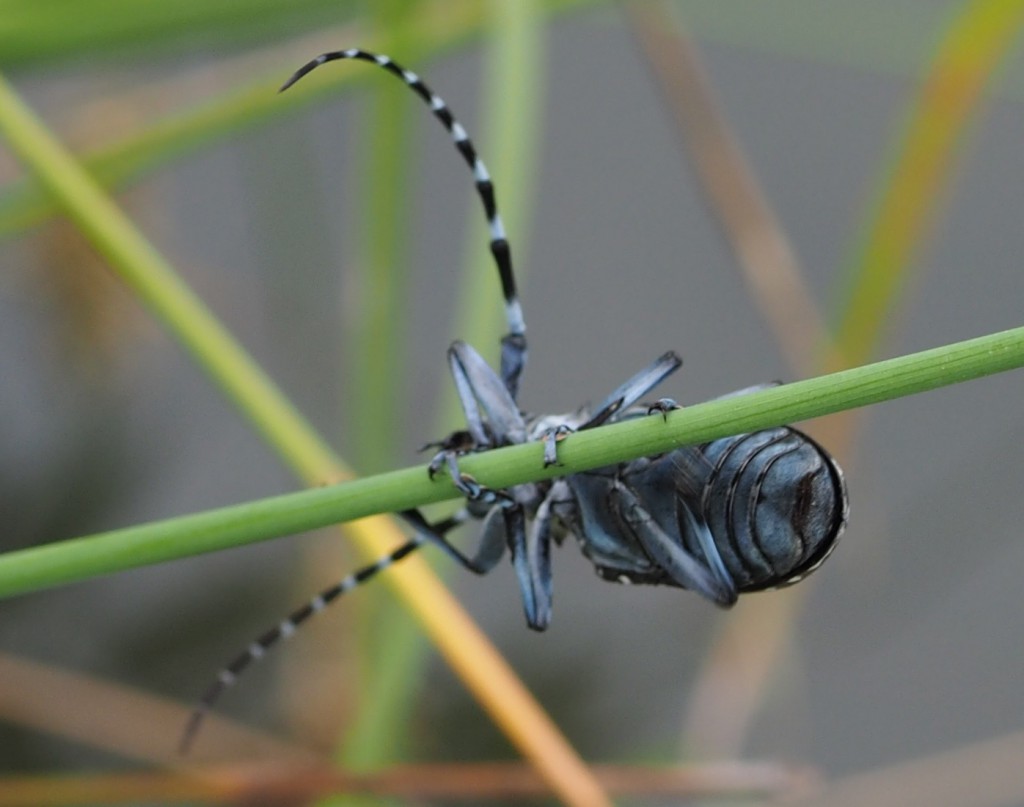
[2,322,1022,599]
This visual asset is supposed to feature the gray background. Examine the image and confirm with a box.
[2,1,1023,798]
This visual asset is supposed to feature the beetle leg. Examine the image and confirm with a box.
[448,341,527,443]
[647,398,680,421]
[611,481,737,607]
[581,351,682,430]
[505,500,555,631]
[399,508,507,574]
[541,423,574,467]
[426,340,530,499]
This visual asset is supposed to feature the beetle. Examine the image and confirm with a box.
[179,49,848,752]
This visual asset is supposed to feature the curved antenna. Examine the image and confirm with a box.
[179,536,424,754]
[280,49,528,398]
[178,508,489,753]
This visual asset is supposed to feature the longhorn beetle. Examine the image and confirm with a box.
[179,49,849,752]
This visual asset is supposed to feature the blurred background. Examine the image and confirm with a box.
[1,0,1024,804]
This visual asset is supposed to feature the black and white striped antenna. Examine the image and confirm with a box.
[180,49,518,753]
[282,48,528,396]
[179,536,423,753]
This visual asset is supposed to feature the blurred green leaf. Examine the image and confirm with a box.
[0,0,351,67]
[833,0,1024,368]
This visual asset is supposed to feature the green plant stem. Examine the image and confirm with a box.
[1,323,1021,600]
[336,1,417,793]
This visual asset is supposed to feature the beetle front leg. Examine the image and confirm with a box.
[426,340,531,500]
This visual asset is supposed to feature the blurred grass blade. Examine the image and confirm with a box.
[346,21,414,475]
[0,760,816,804]
[448,1,544,363]
[794,729,1024,807]
[0,0,590,240]
[0,72,612,807]
[833,0,1024,369]
[0,0,346,68]
[339,0,548,779]
[0,653,316,765]
[334,0,421,787]
[0,86,338,480]
[0,3,471,238]
[624,0,829,375]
